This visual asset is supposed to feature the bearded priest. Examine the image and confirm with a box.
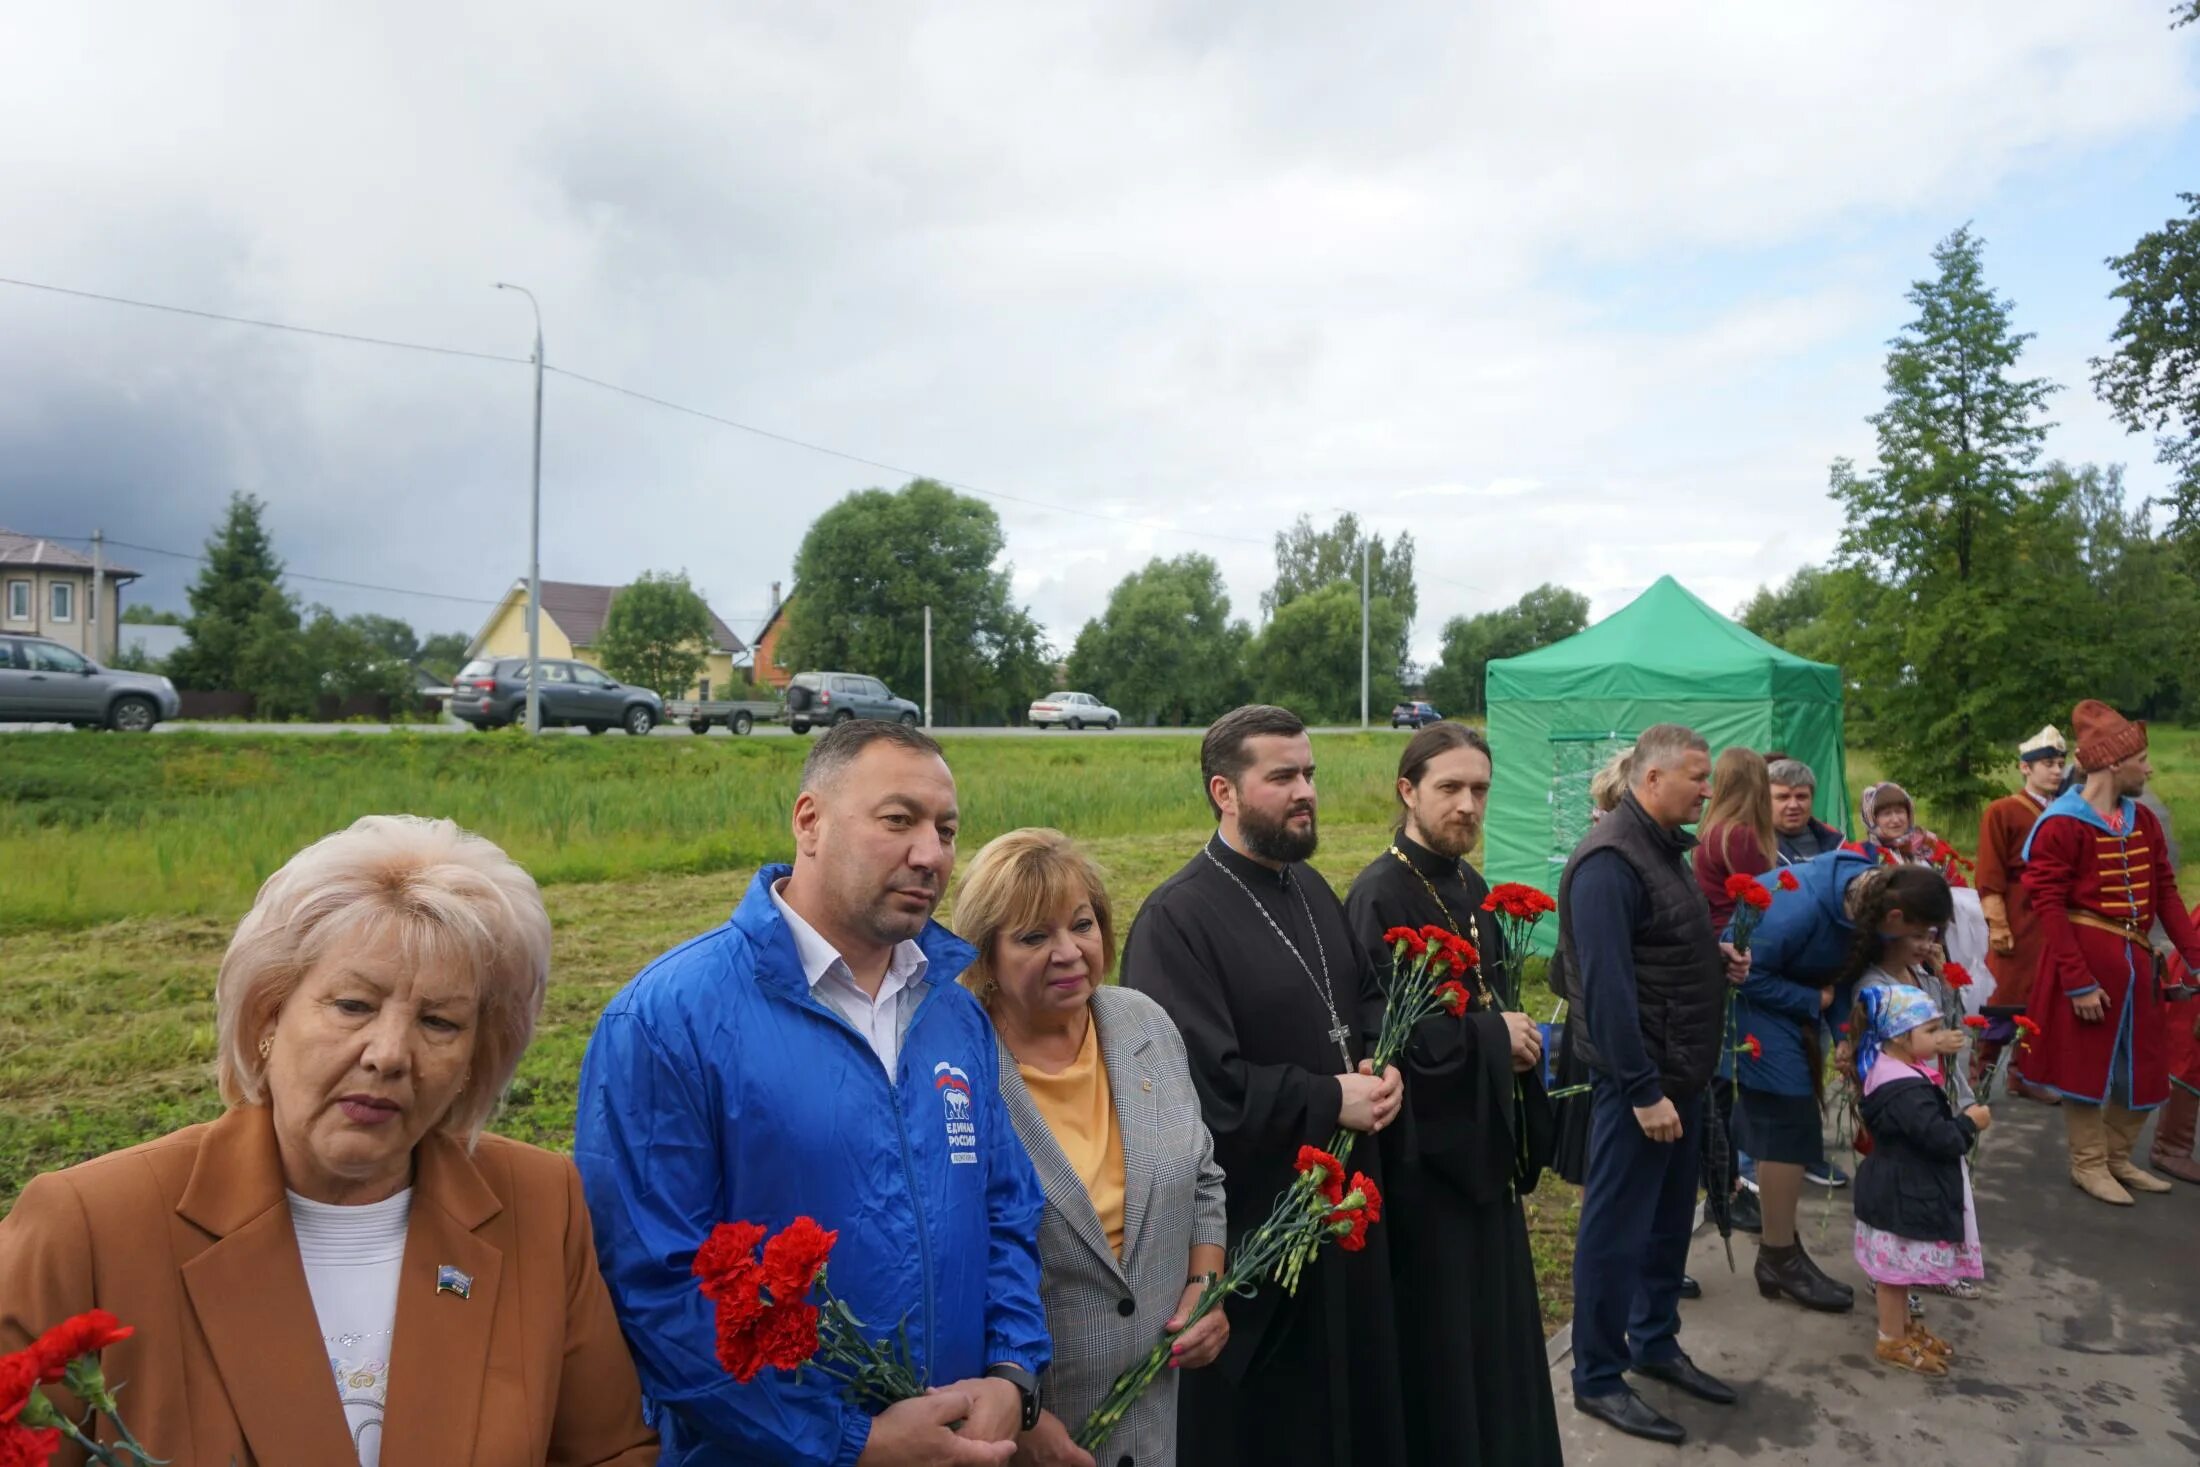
[1345,721,1563,1467]
[1121,705,1409,1467]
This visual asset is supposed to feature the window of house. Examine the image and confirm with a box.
[49,582,73,623]
[698,678,711,700]
[4,581,26,621]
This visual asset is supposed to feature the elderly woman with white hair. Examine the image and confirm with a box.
[0,815,657,1467]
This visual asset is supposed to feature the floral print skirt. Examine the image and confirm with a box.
[1853,1162,1985,1287]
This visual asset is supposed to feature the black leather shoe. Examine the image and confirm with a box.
[1755,1243,1855,1312]
[1574,1387,1685,1445]
[1634,1353,1739,1405]
[1793,1242,1855,1302]
[1679,1274,1702,1299]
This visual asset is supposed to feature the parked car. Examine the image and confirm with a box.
[1027,691,1121,730]
[0,635,181,731]
[449,656,663,735]
[1390,700,1442,729]
[784,671,922,733]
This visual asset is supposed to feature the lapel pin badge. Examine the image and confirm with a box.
[436,1264,474,1300]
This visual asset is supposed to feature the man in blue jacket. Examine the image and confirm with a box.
[576,720,1049,1467]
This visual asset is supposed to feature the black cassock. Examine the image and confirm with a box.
[1344,831,1564,1467]
[1121,834,1407,1467]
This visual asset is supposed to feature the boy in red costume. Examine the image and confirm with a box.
[2021,701,2200,1205]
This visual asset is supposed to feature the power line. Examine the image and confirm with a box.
[0,275,531,367]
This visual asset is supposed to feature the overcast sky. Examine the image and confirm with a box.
[3,2,2195,667]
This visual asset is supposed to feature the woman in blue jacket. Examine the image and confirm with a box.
[1730,857,1951,1314]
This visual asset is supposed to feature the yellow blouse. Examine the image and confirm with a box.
[1017,1016,1128,1257]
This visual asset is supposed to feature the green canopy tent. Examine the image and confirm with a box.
[1482,575,1848,942]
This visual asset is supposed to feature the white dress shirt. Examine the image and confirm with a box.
[770,880,932,1074]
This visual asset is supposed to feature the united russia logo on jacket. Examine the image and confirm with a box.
[934,1061,978,1161]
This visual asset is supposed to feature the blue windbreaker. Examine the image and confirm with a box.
[1725,850,1875,1095]
[574,867,1050,1466]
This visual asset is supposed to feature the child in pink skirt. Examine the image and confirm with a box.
[1850,984,1991,1375]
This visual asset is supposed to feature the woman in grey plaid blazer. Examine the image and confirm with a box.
[956,830,1229,1467]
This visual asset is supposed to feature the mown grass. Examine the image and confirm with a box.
[12,726,2195,1330]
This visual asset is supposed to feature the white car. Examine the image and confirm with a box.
[1027,691,1120,730]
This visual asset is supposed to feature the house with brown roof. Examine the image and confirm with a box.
[463,579,747,700]
[0,529,142,661]
[747,582,796,689]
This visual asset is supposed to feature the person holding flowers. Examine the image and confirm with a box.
[574,720,1050,1467]
[0,816,658,1467]
[951,828,1230,1467]
[1121,705,1407,1467]
[1847,985,1991,1376]
[1345,721,1561,1467]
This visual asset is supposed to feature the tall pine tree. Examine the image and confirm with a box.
[1829,226,2058,811]
[167,493,303,697]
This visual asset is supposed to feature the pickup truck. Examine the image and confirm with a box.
[663,695,784,736]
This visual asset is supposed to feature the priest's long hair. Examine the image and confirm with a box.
[1394,721,1491,823]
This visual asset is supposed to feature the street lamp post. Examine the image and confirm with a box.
[497,281,543,734]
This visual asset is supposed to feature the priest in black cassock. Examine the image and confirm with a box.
[1121,704,1410,1467]
[1345,721,1564,1467]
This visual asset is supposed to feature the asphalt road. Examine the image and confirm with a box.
[0,720,1399,739]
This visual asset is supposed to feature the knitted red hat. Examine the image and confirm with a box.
[2072,699,2146,770]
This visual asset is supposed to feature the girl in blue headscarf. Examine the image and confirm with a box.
[1847,984,1993,1375]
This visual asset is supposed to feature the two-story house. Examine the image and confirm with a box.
[0,529,142,662]
[465,579,747,700]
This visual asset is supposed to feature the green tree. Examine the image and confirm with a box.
[120,605,185,626]
[1829,225,2059,811]
[166,493,306,711]
[596,571,716,700]
[1248,580,1407,724]
[299,606,415,713]
[1064,554,1253,725]
[2092,192,2200,554]
[1734,565,1863,667]
[1422,583,1589,717]
[345,613,420,665]
[417,632,472,681]
[1263,513,1418,621]
[779,480,1053,725]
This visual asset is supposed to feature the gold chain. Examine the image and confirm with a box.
[1387,844,1494,1007]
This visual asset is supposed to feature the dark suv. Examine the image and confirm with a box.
[450,657,662,735]
[784,671,922,734]
[1390,700,1442,729]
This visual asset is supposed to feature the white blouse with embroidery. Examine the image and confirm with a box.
[287,1188,412,1467]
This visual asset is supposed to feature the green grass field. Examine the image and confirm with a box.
[6,726,2194,1329]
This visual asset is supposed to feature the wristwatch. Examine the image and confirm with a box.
[986,1362,1040,1432]
[1188,1270,1222,1293]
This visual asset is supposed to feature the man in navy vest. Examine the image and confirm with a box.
[577,720,1049,1467]
[1558,724,1741,1445]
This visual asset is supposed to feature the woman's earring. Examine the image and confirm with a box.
[257,1036,272,1061]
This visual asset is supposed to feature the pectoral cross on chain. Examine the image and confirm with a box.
[1328,1019,1353,1066]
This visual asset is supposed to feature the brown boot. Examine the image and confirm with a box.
[2011,1074,2062,1106]
[2150,1087,2200,1185]
[2066,1104,2134,1205]
[2106,1104,2174,1194]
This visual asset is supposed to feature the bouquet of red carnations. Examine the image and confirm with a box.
[1,1309,156,1465]
[692,1216,923,1414]
[1074,1143,1378,1451]
[1479,882,1557,1009]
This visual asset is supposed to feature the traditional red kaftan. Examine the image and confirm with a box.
[2020,794,2200,1108]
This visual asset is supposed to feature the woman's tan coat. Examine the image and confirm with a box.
[0,1104,657,1466]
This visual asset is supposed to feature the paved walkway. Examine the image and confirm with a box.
[1550,1097,2200,1462]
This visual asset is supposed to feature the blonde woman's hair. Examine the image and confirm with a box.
[1700,746,1777,867]
[1588,747,1636,814]
[951,828,1116,996]
[214,814,552,1145]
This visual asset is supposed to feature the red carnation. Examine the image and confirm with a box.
[0,1423,62,1467]
[761,1217,838,1304]
[1742,1034,1763,1061]
[1295,1145,1346,1205]
[1724,873,1772,910]
[1419,924,1449,947]
[1382,926,1417,947]
[30,1310,133,1384]
[2013,1015,2042,1037]
[1776,869,1800,892]
[0,1350,37,1424]
[1942,963,1974,990]
[713,1308,773,1383]
[1962,1015,1989,1030]
[1353,1173,1383,1224]
[1435,980,1470,1016]
[756,1299,823,1372]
